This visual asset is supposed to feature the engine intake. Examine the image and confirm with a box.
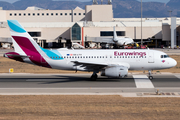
[101,66,128,78]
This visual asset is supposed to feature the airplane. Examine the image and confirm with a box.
[4,20,177,80]
[112,26,134,46]
[72,43,85,49]
[92,26,134,47]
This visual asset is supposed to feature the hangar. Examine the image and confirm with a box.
[0,1,179,48]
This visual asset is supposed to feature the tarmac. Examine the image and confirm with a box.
[0,73,180,97]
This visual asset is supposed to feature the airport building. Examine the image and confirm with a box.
[0,0,180,48]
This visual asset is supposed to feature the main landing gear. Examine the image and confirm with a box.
[148,70,153,80]
[91,72,98,81]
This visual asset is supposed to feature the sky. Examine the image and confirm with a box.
[0,0,171,4]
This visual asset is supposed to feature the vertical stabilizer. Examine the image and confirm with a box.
[113,26,118,42]
[7,20,51,68]
[7,20,41,55]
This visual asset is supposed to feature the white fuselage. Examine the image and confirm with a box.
[115,37,134,46]
[41,49,176,71]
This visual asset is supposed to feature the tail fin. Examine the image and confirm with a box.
[7,20,41,55]
[113,26,118,42]
[6,20,51,68]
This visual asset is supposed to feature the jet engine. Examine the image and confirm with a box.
[101,66,128,78]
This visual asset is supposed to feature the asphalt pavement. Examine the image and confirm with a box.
[0,73,180,97]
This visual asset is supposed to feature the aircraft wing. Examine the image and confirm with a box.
[72,61,108,70]
[71,61,130,70]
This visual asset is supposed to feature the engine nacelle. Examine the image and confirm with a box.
[101,66,128,78]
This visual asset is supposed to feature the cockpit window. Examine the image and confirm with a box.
[161,55,169,58]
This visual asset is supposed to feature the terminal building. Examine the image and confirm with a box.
[0,0,180,48]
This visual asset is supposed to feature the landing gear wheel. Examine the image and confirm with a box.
[91,74,97,81]
[149,76,153,80]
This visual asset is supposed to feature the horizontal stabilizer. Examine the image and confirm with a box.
[6,54,29,58]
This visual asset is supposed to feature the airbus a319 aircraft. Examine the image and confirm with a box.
[4,20,177,80]
[93,26,134,46]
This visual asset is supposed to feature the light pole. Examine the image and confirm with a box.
[141,0,143,46]
[168,10,172,17]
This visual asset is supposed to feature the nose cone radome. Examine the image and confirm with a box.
[171,59,177,67]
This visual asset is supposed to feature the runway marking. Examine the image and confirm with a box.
[133,75,154,88]
[174,75,180,79]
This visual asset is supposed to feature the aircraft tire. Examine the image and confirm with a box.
[91,74,97,81]
[149,76,153,80]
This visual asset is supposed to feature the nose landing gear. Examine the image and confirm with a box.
[148,70,153,80]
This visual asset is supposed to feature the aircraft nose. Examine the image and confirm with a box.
[171,59,177,67]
